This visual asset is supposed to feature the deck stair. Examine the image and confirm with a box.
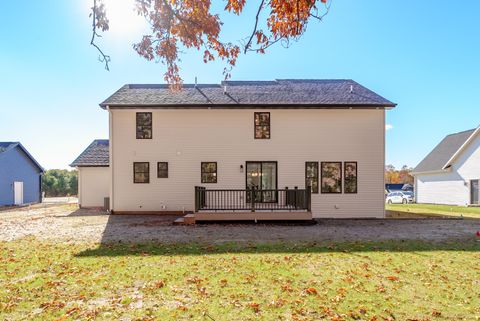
[173,214,196,225]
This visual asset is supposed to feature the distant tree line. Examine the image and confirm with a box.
[385,165,414,184]
[42,169,78,197]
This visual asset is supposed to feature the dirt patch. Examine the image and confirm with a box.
[1,204,480,244]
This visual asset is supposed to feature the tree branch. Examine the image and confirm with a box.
[90,0,111,71]
[243,0,265,54]
[309,0,332,21]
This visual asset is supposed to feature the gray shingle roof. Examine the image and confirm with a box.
[70,140,109,167]
[413,129,477,173]
[100,79,396,108]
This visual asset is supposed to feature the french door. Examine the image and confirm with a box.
[246,162,277,202]
[471,180,479,205]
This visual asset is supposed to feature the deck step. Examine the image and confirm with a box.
[174,214,196,225]
[183,214,196,224]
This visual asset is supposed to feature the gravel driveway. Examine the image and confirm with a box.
[1,204,479,244]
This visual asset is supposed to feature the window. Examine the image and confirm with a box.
[136,112,152,139]
[344,162,358,193]
[201,162,217,183]
[254,112,270,139]
[305,162,319,193]
[321,162,342,193]
[157,162,168,178]
[133,162,149,183]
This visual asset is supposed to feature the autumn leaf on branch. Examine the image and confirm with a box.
[90,0,332,87]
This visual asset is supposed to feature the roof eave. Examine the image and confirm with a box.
[16,143,44,173]
[411,168,452,176]
[441,126,480,170]
[99,103,397,110]
[70,164,109,167]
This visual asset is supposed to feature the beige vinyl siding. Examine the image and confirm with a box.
[78,167,110,208]
[415,132,480,206]
[110,109,386,218]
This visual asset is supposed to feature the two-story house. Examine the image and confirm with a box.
[412,127,480,206]
[72,79,396,221]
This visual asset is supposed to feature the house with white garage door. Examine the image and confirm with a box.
[412,127,480,206]
[72,79,396,221]
[70,140,110,208]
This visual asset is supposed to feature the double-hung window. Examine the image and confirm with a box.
[133,162,150,183]
[136,112,152,139]
[254,112,270,139]
[201,162,217,183]
[157,162,168,178]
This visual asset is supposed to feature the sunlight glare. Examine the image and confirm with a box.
[102,0,147,39]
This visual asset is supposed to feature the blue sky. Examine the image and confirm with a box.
[1,1,479,169]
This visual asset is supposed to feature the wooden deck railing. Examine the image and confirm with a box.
[194,186,311,212]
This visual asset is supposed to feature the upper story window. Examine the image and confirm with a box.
[133,162,150,183]
[201,162,217,183]
[136,112,152,139]
[254,112,270,139]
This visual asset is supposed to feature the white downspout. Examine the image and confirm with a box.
[78,167,82,208]
[382,108,386,218]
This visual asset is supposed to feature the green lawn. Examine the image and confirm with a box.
[1,239,480,320]
[387,203,480,218]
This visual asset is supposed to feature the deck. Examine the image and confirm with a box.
[175,186,313,224]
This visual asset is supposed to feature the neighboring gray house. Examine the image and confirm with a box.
[0,142,44,206]
[412,127,480,206]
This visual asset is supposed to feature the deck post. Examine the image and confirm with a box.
[306,186,312,212]
[194,186,199,212]
[285,186,289,207]
[250,187,255,212]
[294,186,298,210]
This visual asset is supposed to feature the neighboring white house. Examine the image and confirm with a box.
[412,127,480,206]
[73,79,396,219]
[70,140,110,208]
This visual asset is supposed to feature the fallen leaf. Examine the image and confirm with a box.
[248,302,260,313]
[305,287,318,295]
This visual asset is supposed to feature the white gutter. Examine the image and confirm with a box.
[411,168,452,176]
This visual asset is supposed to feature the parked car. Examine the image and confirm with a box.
[386,191,414,204]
